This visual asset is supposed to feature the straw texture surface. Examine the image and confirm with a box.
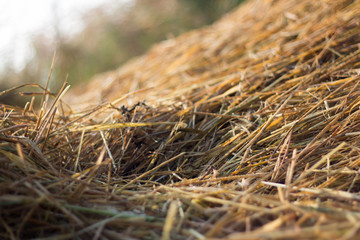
[2,0,360,239]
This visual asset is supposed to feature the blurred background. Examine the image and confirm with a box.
[0,0,245,106]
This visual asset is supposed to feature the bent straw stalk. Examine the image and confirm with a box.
[2,0,360,239]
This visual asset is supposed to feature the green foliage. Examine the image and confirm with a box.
[1,0,246,105]
[185,0,246,22]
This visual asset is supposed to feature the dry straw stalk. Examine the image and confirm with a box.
[2,0,360,239]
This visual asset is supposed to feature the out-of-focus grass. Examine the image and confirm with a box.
[0,0,245,106]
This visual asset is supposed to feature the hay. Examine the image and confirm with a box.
[2,0,360,239]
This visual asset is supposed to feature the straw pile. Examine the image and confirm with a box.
[2,0,360,239]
